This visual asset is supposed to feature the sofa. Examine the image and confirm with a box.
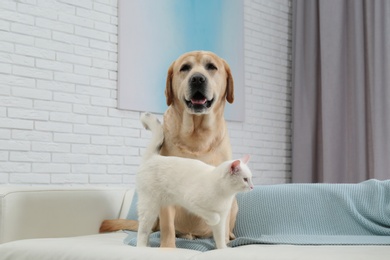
[0,186,389,260]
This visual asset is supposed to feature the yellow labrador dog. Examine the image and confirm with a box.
[100,50,236,247]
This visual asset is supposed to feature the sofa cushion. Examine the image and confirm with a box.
[195,244,390,260]
[1,232,389,260]
[0,233,201,260]
[125,179,390,250]
[230,179,390,246]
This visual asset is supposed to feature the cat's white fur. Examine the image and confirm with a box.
[136,113,254,249]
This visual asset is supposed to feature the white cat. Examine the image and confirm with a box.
[136,112,254,249]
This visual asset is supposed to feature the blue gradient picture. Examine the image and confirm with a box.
[118,0,244,121]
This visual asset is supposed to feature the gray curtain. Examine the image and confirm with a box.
[292,0,390,183]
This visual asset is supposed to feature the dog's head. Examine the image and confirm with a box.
[165,51,234,115]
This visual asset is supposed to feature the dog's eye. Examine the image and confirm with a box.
[206,63,217,70]
[180,64,191,72]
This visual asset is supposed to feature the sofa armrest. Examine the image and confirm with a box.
[0,186,132,244]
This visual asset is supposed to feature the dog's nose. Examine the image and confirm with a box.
[189,73,206,85]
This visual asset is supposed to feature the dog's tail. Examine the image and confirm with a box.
[140,112,164,161]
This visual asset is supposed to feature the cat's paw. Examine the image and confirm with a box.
[217,243,228,249]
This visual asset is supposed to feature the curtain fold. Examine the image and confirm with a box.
[292,0,390,183]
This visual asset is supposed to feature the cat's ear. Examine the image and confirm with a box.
[230,160,241,174]
[241,154,250,164]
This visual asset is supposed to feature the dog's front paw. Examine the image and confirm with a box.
[160,241,176,248]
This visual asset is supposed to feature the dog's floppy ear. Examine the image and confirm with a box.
[165,61,174,106]
[223,60,234,104]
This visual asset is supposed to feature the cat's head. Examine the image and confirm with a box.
[227,155,254,192]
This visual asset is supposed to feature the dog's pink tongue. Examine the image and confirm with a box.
[191,99,207,105]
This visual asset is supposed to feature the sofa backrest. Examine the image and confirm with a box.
[0,187,131,243]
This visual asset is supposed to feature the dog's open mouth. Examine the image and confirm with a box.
[185,92,214,112]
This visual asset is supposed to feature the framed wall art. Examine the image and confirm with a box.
[117,0,244,121]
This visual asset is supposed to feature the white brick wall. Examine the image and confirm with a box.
[236,0,292,184]
[0,0,292,186]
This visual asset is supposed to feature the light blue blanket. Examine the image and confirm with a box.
[124,179,390,251]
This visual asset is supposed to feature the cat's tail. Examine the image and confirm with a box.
[140,112,164,161]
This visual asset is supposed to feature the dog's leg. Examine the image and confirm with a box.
[159,206,176,248]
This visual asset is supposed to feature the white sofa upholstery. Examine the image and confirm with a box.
[0,186,389,260]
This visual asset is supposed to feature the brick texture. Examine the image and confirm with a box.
[0,0,292,186]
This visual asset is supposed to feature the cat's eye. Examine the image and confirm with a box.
[243,178,248,182]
